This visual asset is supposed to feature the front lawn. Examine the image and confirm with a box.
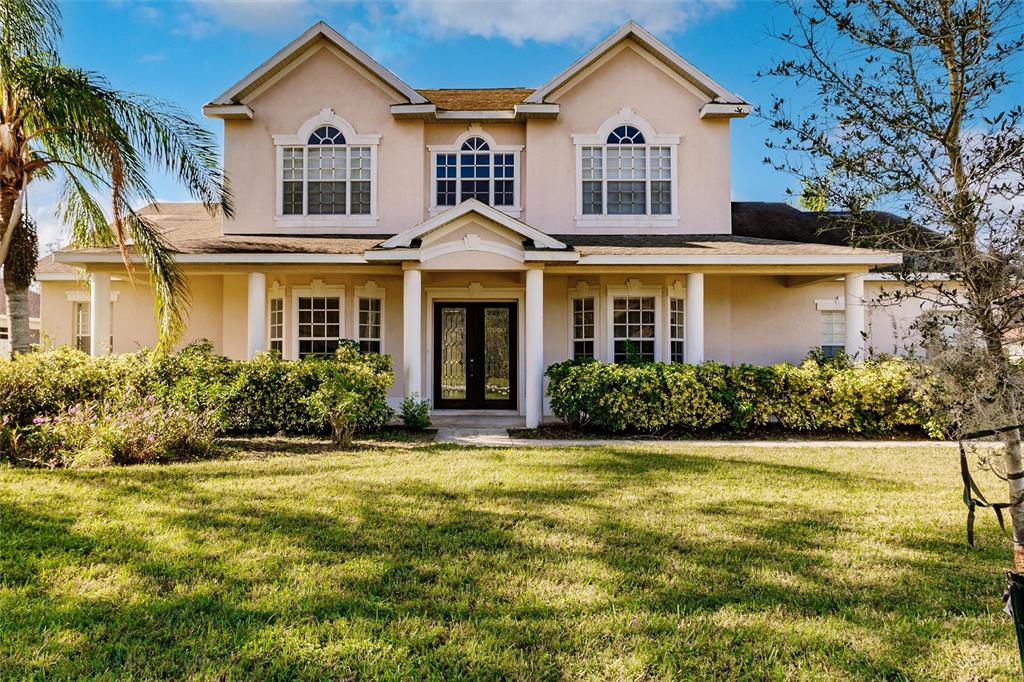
[0,442,1015,679]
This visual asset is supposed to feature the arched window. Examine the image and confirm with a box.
[607,125,645,144]
[580,121,673,217]
[307,125,346,145]
[433,133,518,210]
[281,124,372,216]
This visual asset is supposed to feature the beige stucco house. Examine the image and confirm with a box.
[39,21,919,426]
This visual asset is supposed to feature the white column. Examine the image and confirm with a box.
[684,272,704,364]
[525,267,544,428]
[89,271,112,357]
[246,272,266,359]
[844,272,866,359]
[403,268,422,399]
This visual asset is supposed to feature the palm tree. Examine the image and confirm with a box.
[0,0,231,353]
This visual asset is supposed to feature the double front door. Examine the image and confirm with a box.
[433,302,517,409]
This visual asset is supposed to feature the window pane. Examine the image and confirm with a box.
[349,147,371,180]
[670,298,685,363]
[308,181,346,215]
[282,147,304,180]
[651,180,671,215]
[582,147,603,180]
[612,297,655,363]
[572,297,595,361]
[650,147,671,179]
[350,181,371,215]
[298,296,342,358]
[436,180,456,207]
[460,179,489,203]
[607,147,646,180]
[283,181,303,215]
[607,181,646,215]
[582,181,602,215]
[308,147,346,180]
[494,180,514,206]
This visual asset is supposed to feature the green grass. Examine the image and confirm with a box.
[0,441,1017,680]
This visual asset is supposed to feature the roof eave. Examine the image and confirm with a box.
[202,104,255,120]
[699,102,752,119]
[390,102,559,122]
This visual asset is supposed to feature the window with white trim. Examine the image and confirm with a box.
[282,125,372,217]
[269,298,284,354]
[612,296,656,363]
[819,310,845,358]
[432,134,519,211]
[297,296,342,358]
[73,301,113,352]
[669,298,685,363]
[571,297,595,360]
[0,325,7,340]
[357,297,382,354]
[581,125,672,216]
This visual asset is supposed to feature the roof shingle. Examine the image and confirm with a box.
[417,88,533,111]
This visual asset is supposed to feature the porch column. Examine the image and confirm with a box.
[844,273,866,359]
[89,271,112,356]
[525,267,544,428]
[403,268,422,399]
[246,272,266,358]
[684,272,704,364]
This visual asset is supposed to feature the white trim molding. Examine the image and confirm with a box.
[572,108,680,229]
[380,199,566,250]
[273,108,380,229]
[427,125,523,217]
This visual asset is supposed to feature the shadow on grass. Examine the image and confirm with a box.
[0,445,1011,679]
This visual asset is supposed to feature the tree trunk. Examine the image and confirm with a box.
[1006,431,1024,571]
[2,264,31,354]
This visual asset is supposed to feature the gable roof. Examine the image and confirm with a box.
[378,199,567,250]
[524,21,749,117]
[205,21,427,118]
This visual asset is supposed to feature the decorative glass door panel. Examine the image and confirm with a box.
[433,303,517,409]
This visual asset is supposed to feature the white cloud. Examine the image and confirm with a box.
[396,0,734,44]
[162,0,730,44]
[140,53,167,63]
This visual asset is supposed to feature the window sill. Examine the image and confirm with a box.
[574,215,678,229]
[275,215,379,229]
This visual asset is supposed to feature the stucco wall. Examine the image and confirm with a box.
[218,38,733,237]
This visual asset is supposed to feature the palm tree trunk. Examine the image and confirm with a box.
[2,265,31,354]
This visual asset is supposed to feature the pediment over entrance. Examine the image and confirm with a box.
[366,199,577,266]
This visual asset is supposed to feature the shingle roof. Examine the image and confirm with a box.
[417,88,533,111]
[35,253,78,275]
[0,284,40,318]
[556,234,890,258]
[52,201,901,261]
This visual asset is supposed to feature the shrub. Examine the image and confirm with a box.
[23,397,220,468]
[399,394,432,430]
[305,354,395,446]
[546,357,938,437]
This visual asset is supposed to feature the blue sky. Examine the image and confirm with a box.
[33,1,812,248]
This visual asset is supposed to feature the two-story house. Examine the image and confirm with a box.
[38,21,911,426]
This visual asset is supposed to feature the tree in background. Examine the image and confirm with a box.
[763,0,1024,567]
[0,0,231,353]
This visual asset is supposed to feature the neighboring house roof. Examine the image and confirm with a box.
[524,21,749,118]
[0,283,41,318]
[417,88,534,111]
[732,202,910,246]
[204,21,427,118]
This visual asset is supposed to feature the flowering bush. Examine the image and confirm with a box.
[15,397,220,468]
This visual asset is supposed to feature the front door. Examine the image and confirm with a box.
[433,302,517,409]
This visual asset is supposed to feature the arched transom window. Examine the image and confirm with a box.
[580,123,673,216]
[282,125,373,216]
[432,133,520,212]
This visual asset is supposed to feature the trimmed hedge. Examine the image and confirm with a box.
[546,357,943,437]
[0,341,395,437]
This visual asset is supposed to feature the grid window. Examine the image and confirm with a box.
[820,310,845,358]
[357,297,382,354]
[297,296,341,358]
[612,297,655,363]
[280,126,372,217]
[670,298,685,363]
[434,137,516,208]
[73,301,113,353]
[0,325,7,340]
[572,297,595,360]
[269,298,284,354]
[579,132,673,216]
